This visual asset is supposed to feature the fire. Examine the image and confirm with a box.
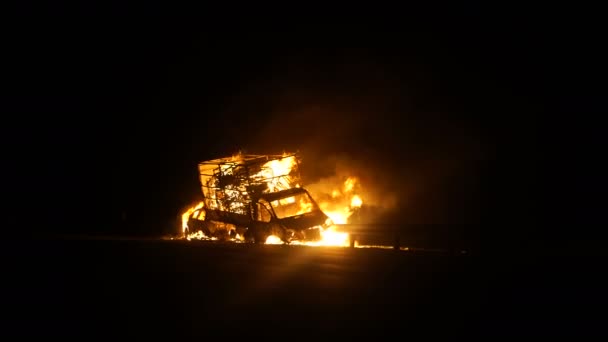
[314,177,363,224]
[256,154,297,192]
[180,152,365,247]
[265,235,283,244]
[186,230,210,241]
[181,201,204,233]
[264,156,295,178]
[291,227,350,247]
[265,227,349,247]
[351,195,362,208]
[344,176,357,193]
[322,208,352,225]
[318,227,350,246]
[298,196,314,214]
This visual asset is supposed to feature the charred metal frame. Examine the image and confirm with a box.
[198,153,301,215]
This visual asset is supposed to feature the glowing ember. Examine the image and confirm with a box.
[181,201,204,233]
[262,227,349,247]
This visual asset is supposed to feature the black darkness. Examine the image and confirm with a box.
[7,6,546,251]
[8,7,608,337]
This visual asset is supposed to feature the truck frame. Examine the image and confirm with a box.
[185,153,332,243]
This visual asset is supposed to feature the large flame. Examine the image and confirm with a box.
[181,201,204,233]
[255,154,297,192]
[186,230,211,241]
[315,177,363,224]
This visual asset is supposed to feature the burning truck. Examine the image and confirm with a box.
[182,153,346,244]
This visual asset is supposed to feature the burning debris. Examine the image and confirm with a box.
[181,152,363,246]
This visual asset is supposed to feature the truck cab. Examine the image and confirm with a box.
[185,153,333,244]
[249,187,331,243]
[187,187,331,244]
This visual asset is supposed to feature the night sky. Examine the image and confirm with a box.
[8,7,544,248]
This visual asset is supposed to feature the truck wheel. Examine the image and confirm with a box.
[201,221,213,236]
[303,228,321,241]
[216,229,229,241]
[243,230,255,243]
[280,229,292,244]
[253,230,268,244]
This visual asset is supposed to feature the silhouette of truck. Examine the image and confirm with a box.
[184,153,332,243]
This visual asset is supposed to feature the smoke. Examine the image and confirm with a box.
[223,56,485,224]
[301,152,398,210]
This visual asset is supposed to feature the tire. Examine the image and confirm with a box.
[253,229,268,244]
[280,229,292,244]
[216,229,230,241]
[243,230,255,243]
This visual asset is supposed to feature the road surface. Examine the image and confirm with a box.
[4,238,482,338]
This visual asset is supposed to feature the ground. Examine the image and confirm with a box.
[4,237,599,338]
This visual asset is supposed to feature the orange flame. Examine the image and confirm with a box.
[265,227,350,247]
[181,201,204,234]
[265,235,283,244]
[351,195,363,208]
[344,176,357,193]
[315,177,363,224]
[292,227,350,247]
[255,154,297,192]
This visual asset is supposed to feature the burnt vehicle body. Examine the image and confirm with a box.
[184,154,332,243]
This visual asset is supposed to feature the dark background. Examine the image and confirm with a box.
[5,4,607,338]
[5,5,548,251]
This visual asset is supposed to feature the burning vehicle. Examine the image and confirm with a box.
[182,153,337,244]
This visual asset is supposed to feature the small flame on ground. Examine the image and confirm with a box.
[265,235,283,244]
[262,228,349,247]
[186,230,212,241]
[291,227,350,247]
[319,228,350,247]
